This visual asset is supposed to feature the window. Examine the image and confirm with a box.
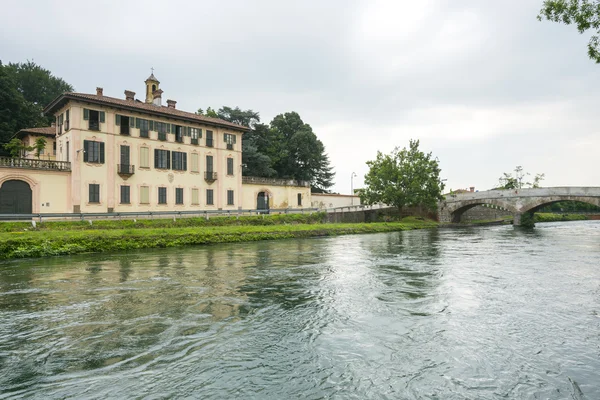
[140,186,150,204]
[140,147,150,168]
[65,109,70,131]
[227,190,234,205]
[53,142,56,156]
[191,153,199,172]
[156,122,168,141]
[116,115,132,135]
[297,193,302,206]
[206,155,213,172]
[89,184,100,203]
[172,151,187,171]
[58,114,63,134]
[206,189,214,205]
[206,130,213,147]
[83,140,105,164]
[137,118,150,138]
[173,125,184,143]
[224,133,237,150]
[191,128,202,145]
[192,188,199,205]
[154,149,170,169]
[120,186,130,204]
[227,158,234,176]
[158,187,167,204]
[176,188,184,204]
[83,108,104,131]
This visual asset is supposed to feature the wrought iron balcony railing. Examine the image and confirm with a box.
[226,143,234,150]
[206,138,214,147]
[191,138,199,145]
[0,157,71,171]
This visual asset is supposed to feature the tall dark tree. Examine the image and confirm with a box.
[0,60,73,152]
[217,106,260,128]
[269,112,335,192]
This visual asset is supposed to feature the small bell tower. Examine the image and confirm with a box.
[145,68,160,104]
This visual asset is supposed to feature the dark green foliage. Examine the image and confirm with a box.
[361,139,445,212]
[518,212,536,228]
[0,219,438,260]
[0,60,73,152]
[538,200,600,212]
[205,105,335,191]
[538,0,600,63]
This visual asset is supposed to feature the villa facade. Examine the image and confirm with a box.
[0,74,311,215]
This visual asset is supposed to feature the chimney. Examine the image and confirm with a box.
[152,89,163,106]
[167,99,177,109]
[96,87,103,96]
[124,90,136,102]
[470,186,475,192]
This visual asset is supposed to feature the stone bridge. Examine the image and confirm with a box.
[439,187,600,226]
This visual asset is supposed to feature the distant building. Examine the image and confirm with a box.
[0,73,310,214]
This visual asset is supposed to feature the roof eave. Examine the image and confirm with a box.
[43,93,250,132]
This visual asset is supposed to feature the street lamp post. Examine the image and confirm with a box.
[351,172,357,206]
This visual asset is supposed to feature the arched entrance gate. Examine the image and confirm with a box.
[0,180,32,214]
[257,192,270,213]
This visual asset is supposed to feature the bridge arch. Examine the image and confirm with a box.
[446,199,516,223]
[519,196,600,215]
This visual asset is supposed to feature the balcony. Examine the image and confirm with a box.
[120,126,130,136]
[158,132,167,141]
[140,129,149,138]
[89,121,100,131]
[191,138,199,145]
[206,138,213,147]
[226,143,234,150]
[205,171,217,182]
[0,157,71,171]
[117,164,135,175]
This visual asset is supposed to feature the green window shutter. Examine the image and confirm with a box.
[183,153,187,171]
[167,151,171,169]
[135,118,140,129]
[149,121,154,131]
[224,134,228,142]
[100,111,105,123]
[199,129,202,138]
[83,108,89,120]
[171,124,176,134]
[233,135,237,144]
[166,123,170,133]
[99,142,105,164]
[83,140,89,162]
[154,149,159,168]
[130,117,135,128]
[116,114,121,126]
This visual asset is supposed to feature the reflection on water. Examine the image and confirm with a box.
[1,221,600,399]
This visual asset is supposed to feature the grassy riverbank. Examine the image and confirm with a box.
[534,213,588,223]
[0,217,437,260]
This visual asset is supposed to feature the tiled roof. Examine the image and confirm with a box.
[146,73,159,82]
[13,127,56,139]
[43,92,248,132]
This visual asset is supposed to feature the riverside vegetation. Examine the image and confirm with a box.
[0,213,437,260]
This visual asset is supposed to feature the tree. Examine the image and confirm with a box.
[361,140,445,211]
[33,137,46,159]
[217,106,260,128]
[269,112,335,192]
[3,138,31,158]
[538,0,600,63]
[497,166,545,189]
[0,60,73,153]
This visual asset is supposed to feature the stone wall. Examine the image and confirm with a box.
[460,205,512,222]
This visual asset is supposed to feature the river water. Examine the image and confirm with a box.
[1,221,599,399]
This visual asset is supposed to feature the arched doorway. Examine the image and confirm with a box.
[0,180,32,214]
[257,192,269,212]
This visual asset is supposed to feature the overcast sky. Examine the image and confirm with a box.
[2,0,599,194]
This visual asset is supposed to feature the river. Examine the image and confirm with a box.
[1,221,599,399]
